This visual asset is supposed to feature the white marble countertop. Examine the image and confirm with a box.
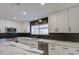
[0,41,43,55]
[21,37,79,48]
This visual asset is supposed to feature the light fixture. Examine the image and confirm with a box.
[22,11,26,15]
[40,3,45,5]
[13,17,17,19]
[39,19,42,23]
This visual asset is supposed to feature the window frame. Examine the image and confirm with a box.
[31,24,49,35]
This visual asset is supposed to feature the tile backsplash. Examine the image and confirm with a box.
[0,33,79,42]
[49,33,79,42]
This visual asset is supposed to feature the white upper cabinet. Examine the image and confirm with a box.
[56,10,68,33]
[48,10,68,33]
[48,6,79,33]
[48,13,56,33]
[69,6,79,33]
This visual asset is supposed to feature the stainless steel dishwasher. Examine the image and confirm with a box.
[38,41,48,55]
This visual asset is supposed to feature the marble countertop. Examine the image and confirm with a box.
[21,37,79,48]
[0,41,43,55]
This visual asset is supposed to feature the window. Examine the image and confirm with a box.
[31,24,48,35]
[31,25,39,34]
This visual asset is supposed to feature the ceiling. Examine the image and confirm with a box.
[0,3,79,22]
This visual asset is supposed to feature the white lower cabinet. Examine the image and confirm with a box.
[59,46,79,55]
[69,47,79,55]
[48,43,79,55]
[48,43,59,55]
[58,45,73,55]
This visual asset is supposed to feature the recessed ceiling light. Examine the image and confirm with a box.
[39,19,42,23]
[13,17,17,19]
[40,3,45,5]
[22,11,26,15]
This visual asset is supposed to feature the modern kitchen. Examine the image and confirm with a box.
[0,3,79,55]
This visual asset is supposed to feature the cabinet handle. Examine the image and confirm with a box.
[55,27,59,32]
[68,26,71,32]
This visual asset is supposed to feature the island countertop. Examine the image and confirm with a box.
[17,37,79,48]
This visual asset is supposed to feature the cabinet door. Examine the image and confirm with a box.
[59,45,72,55]
[69,47,79,55]
[69,6,79,33]
[48,13,56,33]
[58,45,79,55]
[56,10,68,32]
[48,43,59,55]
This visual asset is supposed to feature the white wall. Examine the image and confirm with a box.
[0,18,30,33]
[21,21,30,33]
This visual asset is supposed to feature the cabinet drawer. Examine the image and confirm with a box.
[58,46,71,55]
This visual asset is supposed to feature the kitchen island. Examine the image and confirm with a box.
[18,37,79,55]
